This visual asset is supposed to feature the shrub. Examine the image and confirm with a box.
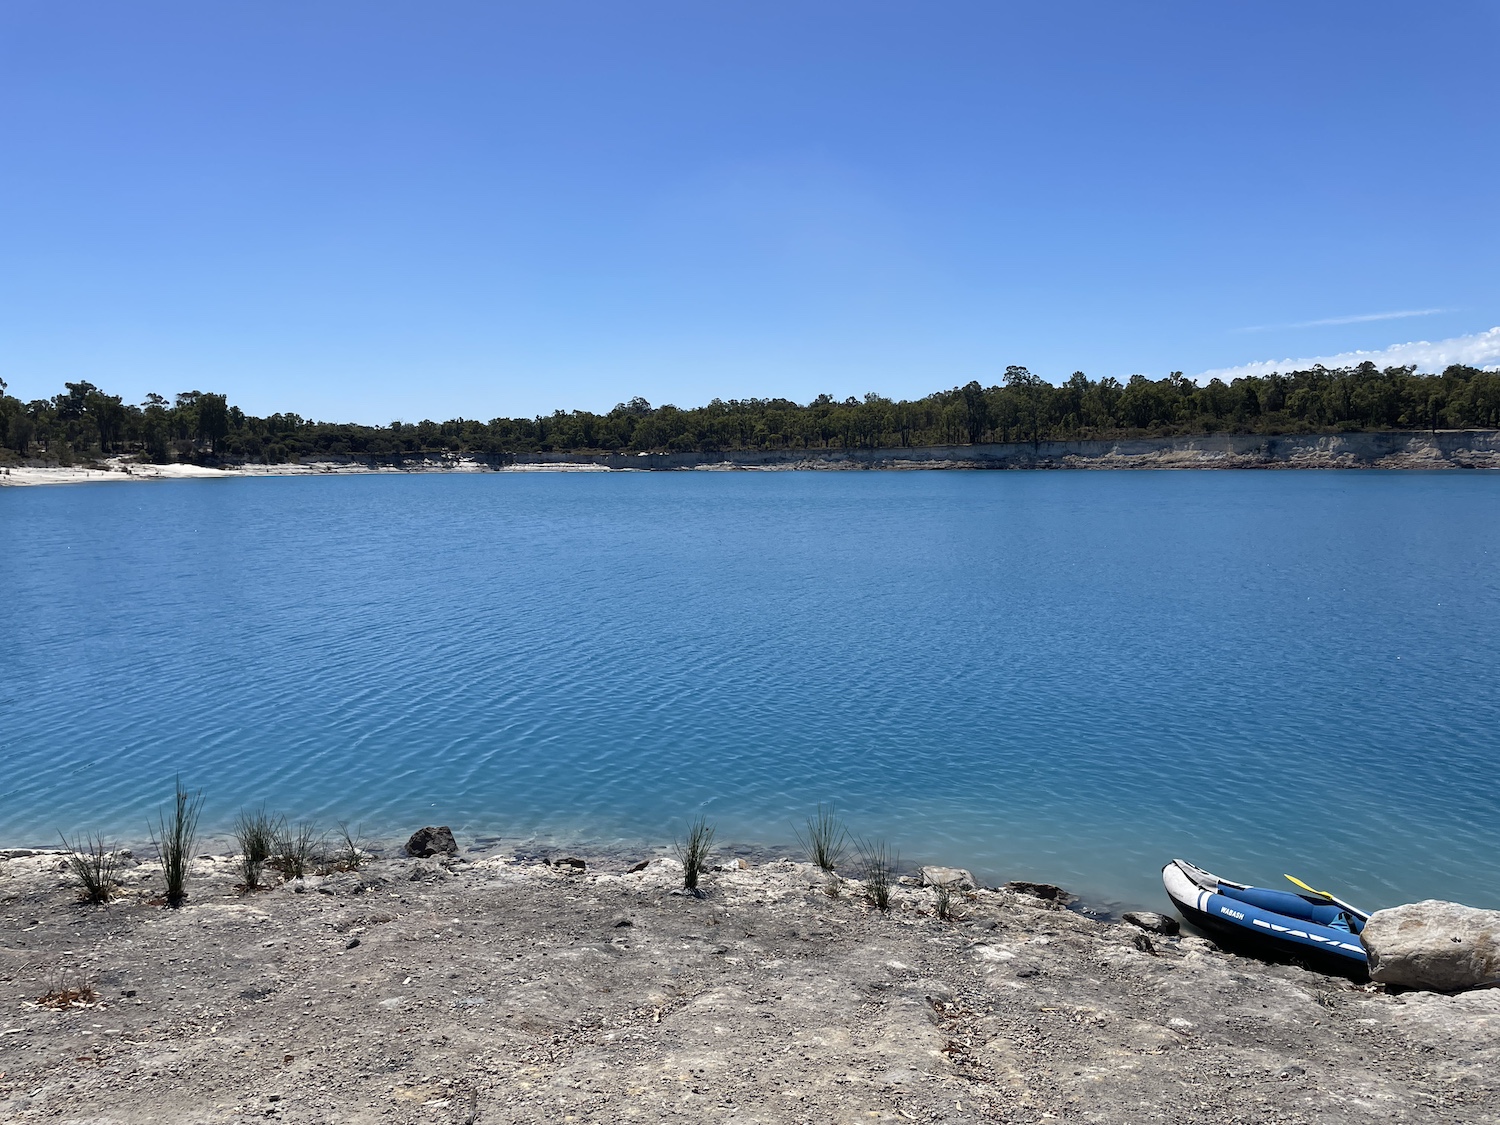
[273,821,320,880]
[793,803,849,873]
[233,806,280,891]
[331,821,366,871]
[858,838,899,912]
[58,832,120,904]
[675,815,716,891]
[149,777,203,908]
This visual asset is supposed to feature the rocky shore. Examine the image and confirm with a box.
[3,839,1497,1124]
[4,430,1500,485]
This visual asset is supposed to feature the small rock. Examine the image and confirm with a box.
[407,857,452,882]
[318,872,379,896]
[625,860,650,873]
[1362,900,1500,991]
[1005,881,1072,903]
[1131,932,1157,955]
[920,866,976,890]
[969,944,1015,963]
[1123,911,1180,935]
[551,857,587,874]
[713,858,750,872]
[345,938,360,949]
[405,826,459,858]
[1278,1065,1306,1080]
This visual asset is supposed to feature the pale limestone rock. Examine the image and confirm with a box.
[1362,900,1500,991]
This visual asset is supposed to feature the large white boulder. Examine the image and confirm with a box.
[1361,900,1500,991]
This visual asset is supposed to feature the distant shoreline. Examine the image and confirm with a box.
[4,429,1500,485]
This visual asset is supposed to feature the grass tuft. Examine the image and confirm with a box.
[58,832,120,904]
[858,838,899,912]
[149,777,203,908]
[793,803,849,873]
[934,882,957,922]
[675,815,716,891]
[233,805,281,891]
[331,821,366,871]
[273,820,321,880]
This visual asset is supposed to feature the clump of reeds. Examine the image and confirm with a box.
[273,820,320,880]
[331,821,365,872]
[934,882,956,922]
[858,838,899,912]
[149,777,203,908]
[675,815,716,891]
[794,803,849,873]
[233,805,280,891]
[824,873,843,899]
[58,832,120,904]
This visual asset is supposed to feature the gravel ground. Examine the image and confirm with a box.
[2,842,1497,1124]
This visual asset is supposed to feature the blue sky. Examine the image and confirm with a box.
[2,2,1497,423]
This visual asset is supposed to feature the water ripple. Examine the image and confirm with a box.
[2,470,1499,908]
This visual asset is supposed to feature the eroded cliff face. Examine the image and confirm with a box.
[7,431,1499,485]
[512,430,1500,470]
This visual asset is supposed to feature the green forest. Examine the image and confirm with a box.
[2,361,1498,466]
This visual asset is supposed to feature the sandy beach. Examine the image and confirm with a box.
[2,837,1497,1124]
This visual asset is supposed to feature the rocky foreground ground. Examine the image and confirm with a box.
[2,842,1497,1124]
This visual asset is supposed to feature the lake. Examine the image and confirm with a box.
[3,469,1498,912]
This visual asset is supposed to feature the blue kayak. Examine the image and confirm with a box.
[1162,859,1369,974]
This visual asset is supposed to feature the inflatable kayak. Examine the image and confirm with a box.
[1162,859,1369,975]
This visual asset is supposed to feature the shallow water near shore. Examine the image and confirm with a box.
[3,469,1499,911]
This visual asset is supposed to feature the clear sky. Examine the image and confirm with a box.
[3,2,1497,423]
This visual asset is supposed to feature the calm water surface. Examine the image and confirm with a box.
[3,470,1498,911]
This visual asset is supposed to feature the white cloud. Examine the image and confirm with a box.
[1235,308,1451,332]
[1198,327,1500,383]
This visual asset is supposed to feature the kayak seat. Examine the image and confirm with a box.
[1216,884,1349,928]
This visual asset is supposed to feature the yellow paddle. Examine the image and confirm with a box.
[1284,874,1369,920]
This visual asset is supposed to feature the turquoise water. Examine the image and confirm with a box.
[3,470,1498,912]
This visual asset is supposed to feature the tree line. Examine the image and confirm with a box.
[2,361,1499,466]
